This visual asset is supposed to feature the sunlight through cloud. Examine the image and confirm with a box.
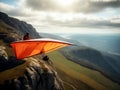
[56,0,75,6]
[0,0,120,34]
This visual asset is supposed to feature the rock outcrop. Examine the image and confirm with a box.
[0,57,64,90]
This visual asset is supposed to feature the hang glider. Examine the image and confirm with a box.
[10,38,72,59]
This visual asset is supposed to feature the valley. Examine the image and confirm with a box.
[48,51,120,90]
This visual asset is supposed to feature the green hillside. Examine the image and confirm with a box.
[48,51,120,90]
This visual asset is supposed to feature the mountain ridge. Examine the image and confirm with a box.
[0,12,40,39]
[0,12,64,90]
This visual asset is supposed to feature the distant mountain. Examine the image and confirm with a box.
[40,33,120,84]
[39,33,83,46]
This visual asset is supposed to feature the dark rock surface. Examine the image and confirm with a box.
[0,57,64,90]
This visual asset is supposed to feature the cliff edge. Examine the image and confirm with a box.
[0,11,64,90]
[0,56,64,90]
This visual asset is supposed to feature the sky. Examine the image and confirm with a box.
[0,0,120,34]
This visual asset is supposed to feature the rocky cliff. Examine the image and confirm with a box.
[0,12,64,90]
[0,56,64,90]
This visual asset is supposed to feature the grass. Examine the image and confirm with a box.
[56,68,93,90]
[0,59,29,84]
[48,51,120,90]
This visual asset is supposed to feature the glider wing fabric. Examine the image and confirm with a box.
[10,38,72,59]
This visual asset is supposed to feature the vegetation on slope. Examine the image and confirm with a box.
[60,46,120,84]
[48,51,120,90]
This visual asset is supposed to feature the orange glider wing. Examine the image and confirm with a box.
[10,38,72,59]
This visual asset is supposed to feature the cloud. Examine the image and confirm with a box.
[25,0,57,11]
[0,2,26,17]
[0,1,38,17]
[25,0,120,13]
[111,15,120,23]
[0,2,15,12]
[42,13,120,29]
[84,0,120,13]
[0,0,120,34]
